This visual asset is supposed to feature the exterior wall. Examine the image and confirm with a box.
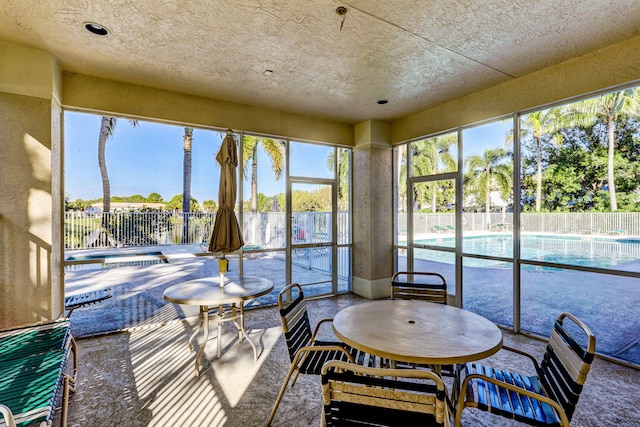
[62,72,354,147]
[0,42,62,328]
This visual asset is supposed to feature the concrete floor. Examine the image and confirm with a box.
[59,248,640,426]
[57,293,640,426]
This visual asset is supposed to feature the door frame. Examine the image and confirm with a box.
[286,177,338,295]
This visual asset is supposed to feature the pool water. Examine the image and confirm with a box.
[415,235,640,269]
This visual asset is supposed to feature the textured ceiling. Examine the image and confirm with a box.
[1,0,639,124]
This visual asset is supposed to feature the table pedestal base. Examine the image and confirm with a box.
[188,302,259,377]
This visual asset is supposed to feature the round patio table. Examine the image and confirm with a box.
[333,299,503,366]
[163,275,273,377]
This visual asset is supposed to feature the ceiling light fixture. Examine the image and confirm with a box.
[377,99,388,105]
[84,22,109,36]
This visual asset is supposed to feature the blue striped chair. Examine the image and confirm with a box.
[454,312,596,427]
[267,284,377,426]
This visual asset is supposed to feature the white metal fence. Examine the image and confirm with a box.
[65,211,352,250]
[399,212,640,237]
[64,212,216,249]
[65,210,352,278]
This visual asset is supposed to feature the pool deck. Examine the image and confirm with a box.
[64,244,329,336]
[65,243,640,366]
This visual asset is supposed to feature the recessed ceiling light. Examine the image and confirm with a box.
[84,22,109,36]
[377,99,388,105]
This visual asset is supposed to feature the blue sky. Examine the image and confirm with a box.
[65,111,225,203]
[462,119,513,158]
[64,111,510,204]
[64,111,329,203]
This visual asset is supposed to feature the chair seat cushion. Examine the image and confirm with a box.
[464,362,562,426]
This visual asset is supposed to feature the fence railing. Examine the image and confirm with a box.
[66,211,640,250]
[398,212,640,237]
[64,212,217,249]
[65,211,352,250]
[65,210,352,278]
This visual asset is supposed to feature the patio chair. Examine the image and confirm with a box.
[0,320,78,427]
[391,271,447,304]
[454,312,596,427]
[64,288,112,316]
[321,360,451,427]
[267,284,377,426]
[432,225,447,233]
[446,224,455,232]
[390,272,452,376]
[607,229,625,235]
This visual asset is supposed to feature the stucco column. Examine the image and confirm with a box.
[0,42,63,327]
[352,120,393,299]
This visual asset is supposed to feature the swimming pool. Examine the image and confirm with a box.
[65,251,169,271]
[414,234,640,269]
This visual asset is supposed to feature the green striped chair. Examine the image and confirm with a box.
[454,312,596,427]
[0,320,77,427]
[267,284,378,426]
[321,360,451,427]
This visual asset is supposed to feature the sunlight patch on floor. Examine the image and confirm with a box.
[129,321,228,426]
[211,326,281,407]
[127,316,282,425]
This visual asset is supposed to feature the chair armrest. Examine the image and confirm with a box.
[0,404,17,427]
[311,318,335,342]
[455,373,570,427]
[501,345,541,371]
[67,334,79,390]
[293,344,355,367]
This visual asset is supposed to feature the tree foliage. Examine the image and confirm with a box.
[400,89,640,214]
[166,194,199,211]
[241,135,285,213]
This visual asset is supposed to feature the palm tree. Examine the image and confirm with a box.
[182,128,193,213]
[241,136,285,213]
[182,127,194,243]
[464,148,511,227]
[509,108,564,212]
[326,148,350,210]
[395,145,407,213]
[97,116,138,214]
[567,88,640,211]
[411,134,456,211]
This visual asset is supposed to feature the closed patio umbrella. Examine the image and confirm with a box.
[209,129,244,285]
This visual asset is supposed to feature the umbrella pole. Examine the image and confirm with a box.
[219,253,228,287]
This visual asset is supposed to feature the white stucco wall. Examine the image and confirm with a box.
[0,43,62,328]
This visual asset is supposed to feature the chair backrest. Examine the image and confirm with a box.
[278,283,312,363]
[391,271,447,304]
[539,312,596,422]
[321,360,450,427]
